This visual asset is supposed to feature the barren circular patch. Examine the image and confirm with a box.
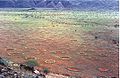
[45,59,56,64]
[66,67,80,72]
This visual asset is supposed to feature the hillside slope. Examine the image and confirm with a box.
[0,0,118,11]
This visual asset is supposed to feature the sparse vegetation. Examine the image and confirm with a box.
[114,24,119,28]
[0,10,118,77]
[43,68,50,74]
[25,59,39,67]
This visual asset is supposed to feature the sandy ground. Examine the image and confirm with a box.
[0,11,119,78]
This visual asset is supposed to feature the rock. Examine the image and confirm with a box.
[0,57,14,67]
[1,68,8,72]
[36,74,46,78]
[23,74,29,78]
[34,70,40,74]
[20,64,34,73]
[13,73,19,78]
[0,75,5,78]
[8,61,14,67]
[0,58,70,78]
[13,63,19,67]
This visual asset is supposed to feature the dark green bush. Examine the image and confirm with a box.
[43,68,50,74]
[114,24,119,28]
[25,59,38,67]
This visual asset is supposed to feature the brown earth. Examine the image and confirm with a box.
[0,18,119,78]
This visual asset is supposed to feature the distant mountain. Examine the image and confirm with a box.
[56,2,64,8]
[46,1,56,8]
[0,0,15,7]
[35,0,72,8]
[76,0,119,11]
[0,0,118,11]
[15,0,36,8]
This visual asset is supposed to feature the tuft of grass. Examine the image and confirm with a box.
[43,68,50,74]
[25,59,39,67]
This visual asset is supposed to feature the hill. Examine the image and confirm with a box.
[0,0,118,11]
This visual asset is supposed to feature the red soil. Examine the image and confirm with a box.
[0,21,118,78]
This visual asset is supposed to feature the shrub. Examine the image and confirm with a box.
[43,68,50,74]
[25,59,38,67]
[114,24,119,28]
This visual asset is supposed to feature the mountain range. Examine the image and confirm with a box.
[0,0,119,11]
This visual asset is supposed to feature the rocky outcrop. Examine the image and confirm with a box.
[0,57,70,78]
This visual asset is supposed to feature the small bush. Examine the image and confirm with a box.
[114,24,119,28]
[25,59,38,67]
[43,68,50,74]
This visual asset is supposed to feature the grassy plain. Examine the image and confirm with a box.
[0,10,119,77]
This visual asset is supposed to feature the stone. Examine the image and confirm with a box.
[0,75,5,78]
[24,74,33,78]
[13,63,19,67]
[34,70,40,74]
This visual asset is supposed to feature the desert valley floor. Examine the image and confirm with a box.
[0,10,119,78]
